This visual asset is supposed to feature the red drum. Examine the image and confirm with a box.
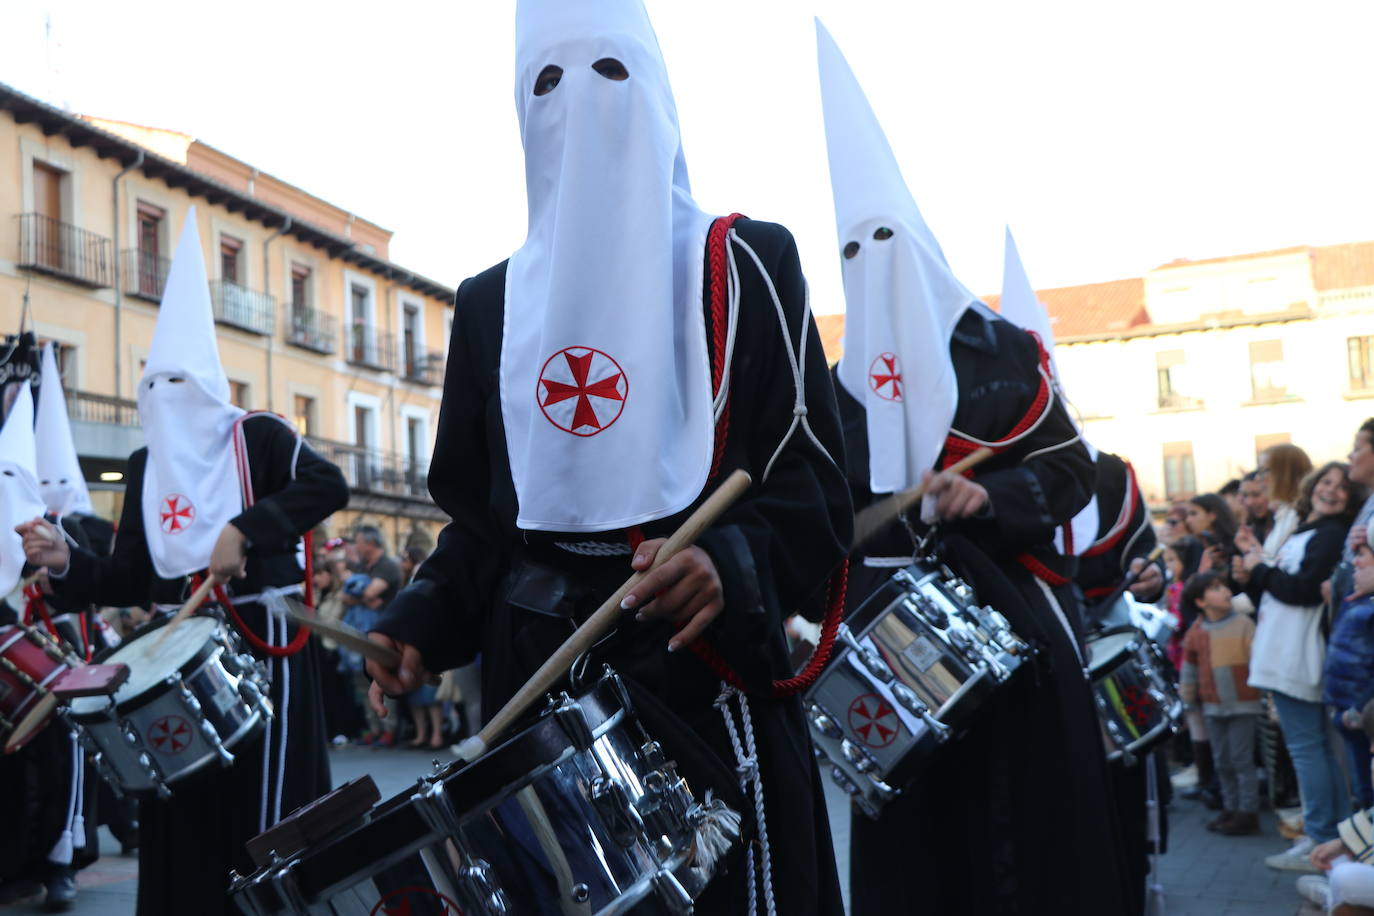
[0,623,72,752]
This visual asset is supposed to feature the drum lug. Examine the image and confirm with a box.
[807,703,843,740]
[137,752,171,799]
[839,738,877,774]
[548,693,595,752]
[640,768,692,848]
[889,685,952,743]
[461,858,509,914]
[590,774,644,847]
[640,740,667,770]
[828,764,861,798]
[837,625,891,683]
[650,867,694,915]
[200,718,235,767]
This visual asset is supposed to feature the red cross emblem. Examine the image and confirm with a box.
[537,346,628,436]
[159,494,195,535]
[868,353,903,402]
[1122,685,1154,730]
[370,887,463,916]
[848,693,900,748]
[148,715,193,755]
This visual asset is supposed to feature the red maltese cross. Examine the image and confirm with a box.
[537,346,628,436]
[370,887,462,916]
[159,494,195,535]
[848,693,900,748]
[149,715,193,755]
[868,353,903,402]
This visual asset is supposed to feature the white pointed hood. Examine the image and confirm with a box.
[1000,227,1098,554]
[502,0,715,531]
[818,20,975,494]
[34,343,94,517]
[138,209,245,578]
[0,382,47,597]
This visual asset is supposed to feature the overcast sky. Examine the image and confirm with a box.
[4,0,1373,314]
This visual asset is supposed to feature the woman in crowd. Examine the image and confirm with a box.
[1260,443,1314,559]
[1188,493,1240,575]
[1238,462,1368,870]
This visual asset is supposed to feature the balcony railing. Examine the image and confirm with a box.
[401,348,443,385]
[210,280,275,335]
[306,437,428,498]
[16,213,113,288]
[285,306,338,354]
[66,390,139,427]
[122,248,171,302]
[345,326,396,372]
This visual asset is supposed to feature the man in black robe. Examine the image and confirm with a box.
[19,415,346,914]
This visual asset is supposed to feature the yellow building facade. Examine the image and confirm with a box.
[0,83,453,551]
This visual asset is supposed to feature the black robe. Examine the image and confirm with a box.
[841,306,1132,916]
[50,414,348,915]
[375,218,850,916]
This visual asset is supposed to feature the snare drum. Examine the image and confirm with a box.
[1091,592,1176,649]
[67,615,272,797]
[231,672,740,915]
[0,623,73,753]
[803,559,1032,818]
[1085,626,1183,762]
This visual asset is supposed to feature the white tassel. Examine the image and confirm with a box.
[689,790,743,886]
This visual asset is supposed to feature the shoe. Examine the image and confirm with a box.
[1206,811,1235,832]
[1296,874,1329,907]
[1201,787,1224,811]
[43,868,76,912]
[0,878,43,904]
[1265,836,1319,872]
[1216,812,1261,836]
[372,731,395,749]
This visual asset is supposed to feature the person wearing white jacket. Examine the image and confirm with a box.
[1237,462,1368,872]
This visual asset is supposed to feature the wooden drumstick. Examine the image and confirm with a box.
[454,468,753,762]
[153,575,220,650]
[279,598,402,669]
[851,447,995,549]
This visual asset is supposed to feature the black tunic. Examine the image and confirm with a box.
[1077,451,1160,615]
[842,306,1132,916]
[50,415,348,915]
[375,218,850,915]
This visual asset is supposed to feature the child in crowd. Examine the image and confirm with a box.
[1164,537,1204,670]
[1324,532,1374,810]
[1180,570,1263,835]
[1303,698,1374,913]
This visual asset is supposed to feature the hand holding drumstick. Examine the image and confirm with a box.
[15,517,70,572]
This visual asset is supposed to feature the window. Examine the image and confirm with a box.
[1163,441,1196,500]
[37,339,77,389]
[1155,350,1200,409]
[290,263,312,312]
[32,161,67,270]
[1350,336,1374,392]
[403,303,421,377]
[1249,339,1287,401]
[1255,433,1290,463]
[350,401,380,487]
[350,282,373,361]
[220,235,243,285]
[229,381,250,409]
[136,201,165,297]
[293,395,315,437]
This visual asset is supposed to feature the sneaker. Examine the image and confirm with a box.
[1296,874,1329,907]
[372,731,395,749]
[1265,836,1319,873]
[43,868,76,912]
[1216,812,1261,836]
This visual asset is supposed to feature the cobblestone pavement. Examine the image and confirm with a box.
[45,746,1325,914]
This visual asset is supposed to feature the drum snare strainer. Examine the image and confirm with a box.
[67,615,272,797]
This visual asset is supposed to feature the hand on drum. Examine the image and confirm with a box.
[919,470,989,521]
[365,633,433,716]
[15,517,69,571]
[621,539,724,653]
[1127,557,1163,599]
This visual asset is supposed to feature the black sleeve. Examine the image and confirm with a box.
[1248,524,1346,607]
[956,331,1094,547]
[230,416,348,551]
[374,275,508,672]
[52,451,156,608]
[694,222,852,661]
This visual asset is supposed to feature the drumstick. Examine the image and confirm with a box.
[851,447,995,549]
[279,598,402,669]
[1094,544,1168,611]
[453,468,752,762]
[153,575,219,650]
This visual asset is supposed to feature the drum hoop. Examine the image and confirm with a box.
[5,691,59,752]
[0,627,25,653]
[84,618,224,715]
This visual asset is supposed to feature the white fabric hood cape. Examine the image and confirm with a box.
[139,208,246,579]
[817,20,975,494]
[502,0,716,532]
[1000,228,1097,554]
[35,342,94,517]
[0,382,47,597]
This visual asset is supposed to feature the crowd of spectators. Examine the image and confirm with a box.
[1155,419,1374,913]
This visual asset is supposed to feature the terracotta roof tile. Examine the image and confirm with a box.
[814,313,846,365]
[987,277,1150,338]
[1312,241,1374,291]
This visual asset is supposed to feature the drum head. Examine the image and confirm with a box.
[1086,630,1137,675]
[70,616,219,713]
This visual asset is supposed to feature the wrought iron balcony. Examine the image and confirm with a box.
[16,213,113,288]
[345,325,396,372]
[209,280,275,335]
[285,306,338,354]
[305,437,428,498]
[122,248,171,302]
[401,348,443,385]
